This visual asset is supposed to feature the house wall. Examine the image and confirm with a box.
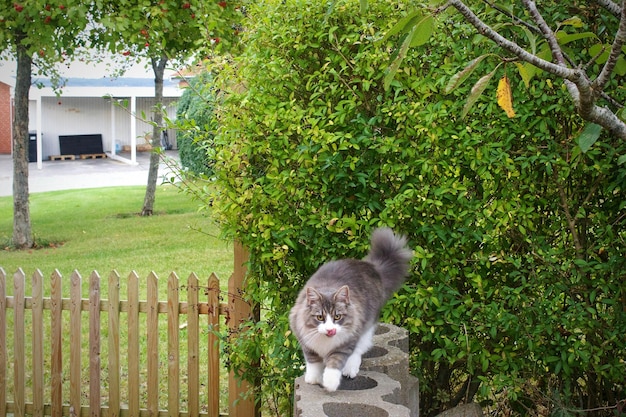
[113,97,178,150]
[0,82,12,154]
[28,96,178,158]
[31,97,112,157]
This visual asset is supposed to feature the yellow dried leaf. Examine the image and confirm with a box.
[496,75,516,118]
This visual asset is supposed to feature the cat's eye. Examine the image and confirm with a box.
[333,314,342,321]
[315,314,325,322]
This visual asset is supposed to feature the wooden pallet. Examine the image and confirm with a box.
[79,153,107,159]
[49,154,76,161]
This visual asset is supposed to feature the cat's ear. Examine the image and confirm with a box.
[305,287,322,306]
[334,285,350,304]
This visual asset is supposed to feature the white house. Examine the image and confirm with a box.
[0,60,185,168]
[29,76,183,167]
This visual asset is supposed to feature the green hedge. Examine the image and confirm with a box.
[206,0,626,415]
[176,70,216,176]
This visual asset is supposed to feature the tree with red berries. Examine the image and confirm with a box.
[94,0,244,216]
[0,1,94,248]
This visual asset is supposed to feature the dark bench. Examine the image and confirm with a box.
[59,134,104,156]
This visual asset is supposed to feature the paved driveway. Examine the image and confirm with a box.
[0,151,180,197]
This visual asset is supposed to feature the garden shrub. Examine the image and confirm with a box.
[176,70,217,176]
[206,0,626,415]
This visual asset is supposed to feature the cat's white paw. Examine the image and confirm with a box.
[342,353,362,378]
[304,362,324,385]
[322,368,342,392]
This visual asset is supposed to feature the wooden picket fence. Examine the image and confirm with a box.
[0,243,257,417]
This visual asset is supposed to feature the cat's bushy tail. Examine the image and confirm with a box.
[364,228,413,298]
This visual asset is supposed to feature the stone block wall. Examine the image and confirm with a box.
[294,323,419,417]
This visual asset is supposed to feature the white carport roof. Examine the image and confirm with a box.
[30,76,182,98]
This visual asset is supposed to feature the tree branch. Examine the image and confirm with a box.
[481,0,540,35]
[520,0,588,112]
[522,0,567,65]
[595,0,623,17]
[446,0,575,79]
[485,0,580,71]
[574,175,604,221]
[446,0,626,140]
[593,0,626,91]
[555,170,584,258]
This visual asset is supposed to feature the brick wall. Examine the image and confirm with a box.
[0,82,12,154]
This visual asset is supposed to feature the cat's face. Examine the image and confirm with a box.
[305,285,350,338]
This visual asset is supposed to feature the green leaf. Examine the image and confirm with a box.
[324,0,340,21]
[615,56,626,76]
[589,43,610,64]
[514,62,531,88]
[617,154,626,165]
[461,68,498,118]
[381,9,423,43]
[445,54,490,94]
[521,62,540,83]
[360,0,368,13]
[560,16,584,27]
[382,13,434,89]
[521,26,538,54]
[556,31,598,45]
[577,123,602,153]
[537,43,553,62]
[410,15,434,47]
[384,25,416,90]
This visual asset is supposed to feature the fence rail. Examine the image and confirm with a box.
[0,243,257,417]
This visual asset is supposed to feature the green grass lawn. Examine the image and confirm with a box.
[1,185,233,283]
[1,185,234,413]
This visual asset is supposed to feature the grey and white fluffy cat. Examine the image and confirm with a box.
[289,228,412,392]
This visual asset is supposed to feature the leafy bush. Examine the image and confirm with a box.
[206,0,626,416]
[176,70,217,176]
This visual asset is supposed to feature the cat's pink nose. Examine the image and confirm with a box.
[326,329,336,337]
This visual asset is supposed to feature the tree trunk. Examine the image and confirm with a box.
[141,54,168,216]
[12,39,33,249]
